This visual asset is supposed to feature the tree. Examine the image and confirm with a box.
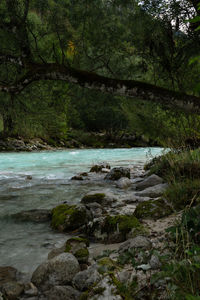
[0,0,200,116]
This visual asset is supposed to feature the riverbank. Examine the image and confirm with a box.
[0,132,160,152]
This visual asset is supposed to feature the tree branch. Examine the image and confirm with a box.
[0,62,200,113]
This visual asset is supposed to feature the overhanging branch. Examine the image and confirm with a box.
[0,62,200,113]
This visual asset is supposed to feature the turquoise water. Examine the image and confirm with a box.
[0,148,163,278]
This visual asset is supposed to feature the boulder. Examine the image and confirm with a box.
[90,163,110,173]
[31,253,80,291]
[104,167,130,181]
[135,183,168,198]
[88,276,122,300]
[45,285,80,300]
[13,209,51,223]
[73,264,101,291]
[134,198,173,220]
[81,191,117,206]
[119,236,152,254]
[135,174,164,191]
[51,204,92,232]
[116,177,131,189]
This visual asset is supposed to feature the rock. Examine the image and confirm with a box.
[149,255,161,270]
[45,285,81,300]
[119,236,152,253]
[117,269,132,284]
[26,175,32,180]
[71,175,84,181]
[51,204,92,232]
[97,257,117,273]
[85,202,103,218]
[135,174,164,191]
[13,209,51,223]
[90,163,110,173]
[101,168,110,173]
[105,167,130,181]
[88,276,122,300]
[24,282,38,297]
[0,292,3,300]
[1,281,24,299]
[116,177,131,189]
[134,198,173,220]
[0,267,17,284]
[81,191,117,206]
[88,215,146,243]
[65,237,90,264]
[135,183,168,198]
[48,245,66,260]
[31,253,80,291]
[73,264,101,291]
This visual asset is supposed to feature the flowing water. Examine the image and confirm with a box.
[0,147,163,279]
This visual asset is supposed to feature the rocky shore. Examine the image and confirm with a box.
[0,133,160,152]
[0,162,180,300]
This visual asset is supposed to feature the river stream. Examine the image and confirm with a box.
[0,148,163,279]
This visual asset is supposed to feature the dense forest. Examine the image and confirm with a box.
[0,0,200,147]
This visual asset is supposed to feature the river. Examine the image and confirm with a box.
[0,147,163,279]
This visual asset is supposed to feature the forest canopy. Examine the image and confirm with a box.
[0,0,200,144]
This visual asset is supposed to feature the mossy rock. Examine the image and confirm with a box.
[101,215,146,242]
[134,198,173,220]
[65,236,90,263]
[74,248,89,263]
[81,193,106,204]
[97,257,118,273]
[102,215,143,235]
[51,204,90,232]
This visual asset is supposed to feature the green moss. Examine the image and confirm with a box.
[51,204,88,231]
[51,204,76,230]
[98,257,117,273]
[66,237,90,247]
[75,248,89,259]
[82,193,105,204]
[65,243,72,252]
[134,198,173,220]
[102,215,144,235]
[80,291,89,300]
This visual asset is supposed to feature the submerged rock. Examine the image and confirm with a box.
[81,191,117,206]
[51,204,91,232]
[104,167,130,181]
[0,267,18,284]
[134,198,173,220]
[13,209,51,223]
[31,253,80,291]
